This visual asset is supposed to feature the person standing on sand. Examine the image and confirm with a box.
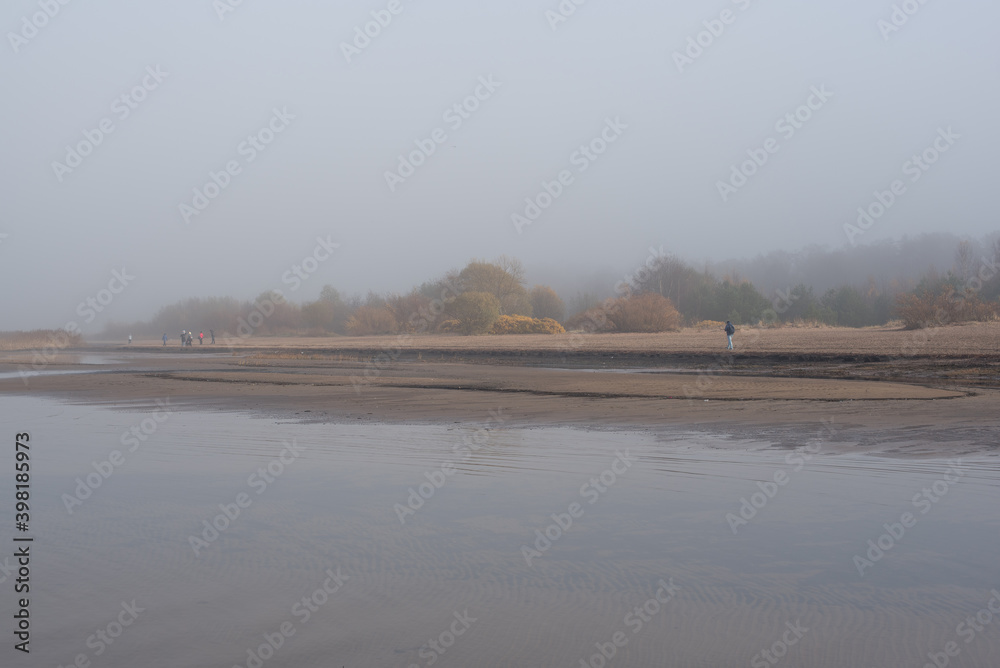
[199,331,204,344]
[180,330,186,347]
[163,334,168,346]
[210,329,215,344]
[724,320,735,350]
[128,334,132,345]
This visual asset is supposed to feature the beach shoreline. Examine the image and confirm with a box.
[2,326,998,458]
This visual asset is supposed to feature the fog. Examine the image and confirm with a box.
[1,0,997,332]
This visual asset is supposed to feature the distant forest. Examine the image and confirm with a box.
[104,233,1000,339]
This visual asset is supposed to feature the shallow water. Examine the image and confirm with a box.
[0,369,100,381]
[1,396,998,667]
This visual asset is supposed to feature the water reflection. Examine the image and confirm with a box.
[2,396,998,668]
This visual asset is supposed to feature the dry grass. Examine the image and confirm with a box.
[0,329,83,351]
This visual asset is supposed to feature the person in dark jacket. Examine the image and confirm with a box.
[724,320,735,350]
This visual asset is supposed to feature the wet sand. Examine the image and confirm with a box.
[1,338,998,456]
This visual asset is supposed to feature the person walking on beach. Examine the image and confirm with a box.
[163,333,168,346]
[199,331,204,345]
[724,320,735,350]
[210,329,215,344]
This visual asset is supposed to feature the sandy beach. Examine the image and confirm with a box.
[3,324,998,456]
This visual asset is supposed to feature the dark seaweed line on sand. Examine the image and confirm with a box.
[139,373,964,402]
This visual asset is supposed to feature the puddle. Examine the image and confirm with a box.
[0,368,110,380]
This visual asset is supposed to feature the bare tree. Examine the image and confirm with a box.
[457,257,531,315]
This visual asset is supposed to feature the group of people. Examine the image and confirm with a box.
[164,329,215,346]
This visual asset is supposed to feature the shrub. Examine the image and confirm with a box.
[437,319,463,334]
[529,286,566,322]
[386,291,432,333]
[300,300,336,332]
[895,293,938,330]
[564,300,617,333]
[490,315,565,335]
[609,293,681,333]
[0,329,83,351]
[897,288,999,329]
[345,306,398,336]
[449,292,501,334]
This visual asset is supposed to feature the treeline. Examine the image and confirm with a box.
[708,233,994,297]
[105,257,574,339]
[104,234,1000,338]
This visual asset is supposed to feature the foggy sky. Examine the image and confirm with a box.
[2,0,998,332]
